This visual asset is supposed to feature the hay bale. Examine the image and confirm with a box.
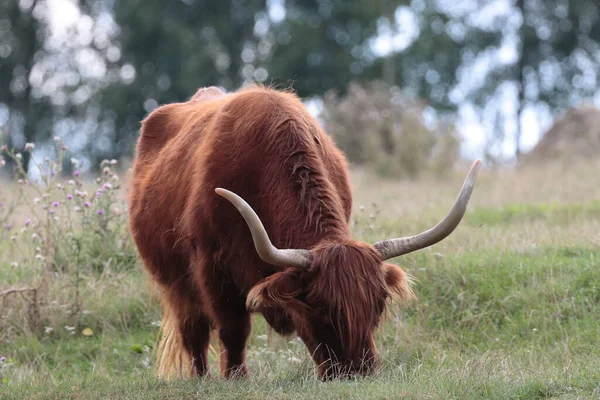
[521,106,600,165]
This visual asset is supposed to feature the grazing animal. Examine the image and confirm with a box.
[129,85,481,379]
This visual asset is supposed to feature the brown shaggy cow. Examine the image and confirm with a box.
[129,85,481,379]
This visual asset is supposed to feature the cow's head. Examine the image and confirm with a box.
[216,159,481,379]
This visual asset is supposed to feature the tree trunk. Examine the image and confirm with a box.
[515,0,526,160]
[16,0,40,173]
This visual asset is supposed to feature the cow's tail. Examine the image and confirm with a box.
[154,302,193,379]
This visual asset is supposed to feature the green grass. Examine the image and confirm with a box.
[466,200,600,226]
[2,166,600,399]
[2,245,600,399]
[3,356,599,400]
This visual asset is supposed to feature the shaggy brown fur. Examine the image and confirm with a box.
[129,85,413,380]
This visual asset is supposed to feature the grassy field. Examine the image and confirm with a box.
[1,158,599,399]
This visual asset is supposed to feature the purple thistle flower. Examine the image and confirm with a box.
[84,201,91,208]
[49,209,55,214]
[24,219,31,226]
[0,356,6,363]
[0,202,3,208]
[96,209,104,215]
[67,194,73,200]
[73,170,80,177]
[96,190,103,197]
[52,201,59,207]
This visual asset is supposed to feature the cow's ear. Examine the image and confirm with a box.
[246,269,307,314]
[383,263,415,304]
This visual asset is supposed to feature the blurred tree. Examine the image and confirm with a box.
[94,0,267,165]
[514,0,600,158]
[4,0,600,169]
[265,0,502,107]
[83,0,507,163]
[0,0,54,171]
[0,0,116,172]
[386,1,502,111]
[262,0,390,97]
[456,0,600,160]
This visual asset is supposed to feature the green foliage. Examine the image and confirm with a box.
[322,81,461,178]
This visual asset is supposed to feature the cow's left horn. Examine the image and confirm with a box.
[373,159,482,260]
[215,188,312,268]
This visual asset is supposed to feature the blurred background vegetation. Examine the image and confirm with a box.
[1,0,600,177]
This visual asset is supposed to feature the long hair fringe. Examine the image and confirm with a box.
[154,303,193,379]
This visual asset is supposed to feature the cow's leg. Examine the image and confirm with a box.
[214,295,251,378]
[161,282,212,377]
[179,311,212,376]
[191,253,251,378]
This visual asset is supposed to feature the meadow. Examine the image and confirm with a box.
[1,147,599,399]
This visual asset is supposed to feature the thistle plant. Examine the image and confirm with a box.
[0,139,135,337]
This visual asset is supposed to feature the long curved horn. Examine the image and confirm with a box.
[373,159,482,260]
[215,188,312,268]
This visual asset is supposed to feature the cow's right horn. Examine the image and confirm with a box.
[373,159,482,260]
[215,188,312,268]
